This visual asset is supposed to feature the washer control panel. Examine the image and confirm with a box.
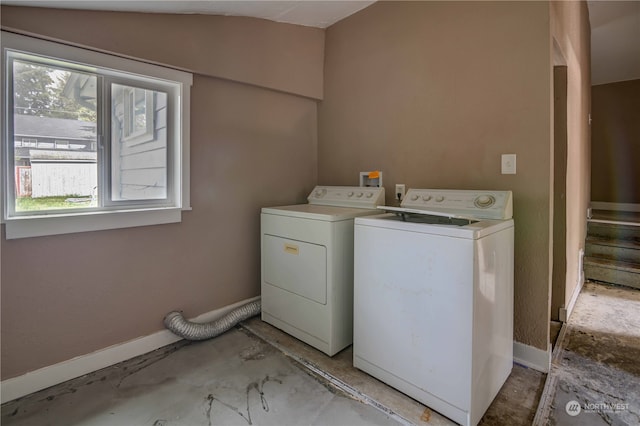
[308,186,385,208]
[401,189,512,219]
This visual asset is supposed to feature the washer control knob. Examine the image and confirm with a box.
[435,196,445,202]
[315,189,326,198]
[474,194,496,208]
[366,192,373,198]
[422,195,432,201]
[356,192,364,198]
[411,195,419,201]
[347,191,354,197]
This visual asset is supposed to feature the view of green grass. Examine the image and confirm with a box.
[16,196,95,211]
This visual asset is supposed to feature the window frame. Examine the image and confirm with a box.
[1,31,192,239]
[121,86,155,145]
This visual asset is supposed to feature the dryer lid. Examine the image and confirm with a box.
[261,204,381,222]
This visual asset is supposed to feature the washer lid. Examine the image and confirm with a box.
[262,204,381,222]
[379,205,479,222]
[355,213,514,239]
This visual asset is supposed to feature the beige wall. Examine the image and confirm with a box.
[0,6,324,100]
[1,1,593,379]
[550,0,591,317]
[591,79,640,203]
[319,0,590,351]
[1,8,320,379]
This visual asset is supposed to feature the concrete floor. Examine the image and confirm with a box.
[1,328,400,426]
[1,315,546,426]
[538,281,640,425]
[243,318,546,426]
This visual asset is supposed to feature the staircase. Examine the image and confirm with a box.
[585,210,640,289]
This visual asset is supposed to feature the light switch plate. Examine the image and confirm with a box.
[501,154,516,174]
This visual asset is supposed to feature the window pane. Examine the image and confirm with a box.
[111,83,167,201]
[12,60,98,212]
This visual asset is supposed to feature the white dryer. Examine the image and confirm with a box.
[353,189,514,426]
[261,185,385,356]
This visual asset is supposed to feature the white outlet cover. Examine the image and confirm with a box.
[501,154,516,174]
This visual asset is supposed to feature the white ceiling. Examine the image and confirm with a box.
[0,1,376,29]
[3,0,639,85]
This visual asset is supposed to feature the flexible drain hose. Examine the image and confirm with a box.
[164,300,261,341]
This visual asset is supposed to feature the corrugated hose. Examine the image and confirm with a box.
[164,300,261,341]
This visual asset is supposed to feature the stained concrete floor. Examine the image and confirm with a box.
[2,316,546,426]
[539,281,640,425]
[242,317,546,426]
[1,328,400,426]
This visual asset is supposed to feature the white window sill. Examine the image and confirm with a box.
[3,208,187,239]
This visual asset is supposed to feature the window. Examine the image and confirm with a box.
[21,138,37,147]
[2,31,192,239]
[36,141,54,149]
[120,86,155,144]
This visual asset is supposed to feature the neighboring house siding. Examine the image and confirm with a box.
[114,91,168,201]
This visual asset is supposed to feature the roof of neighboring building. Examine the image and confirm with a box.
[14,114,96,141]
[30,150,96,162]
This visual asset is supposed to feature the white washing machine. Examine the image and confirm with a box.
[261,185,385,356]
[353,189,514,426]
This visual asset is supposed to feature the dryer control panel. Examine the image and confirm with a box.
[401,189,512,220]
[308,186,385,209]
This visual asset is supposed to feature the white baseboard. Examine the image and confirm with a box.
[563,273,584,323]
[513,341,551,373]
[590,201,640,212]
[1,296,260,404]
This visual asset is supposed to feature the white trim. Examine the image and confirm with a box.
[4,207,182,239]
[1,31,193,85]
[1,31,193,235]
[0,296,260,403]
[561,256,585,322]
[588,219,640,227]
[590,201,640,213]
[179,82,191,212]
[513,341,551,373]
